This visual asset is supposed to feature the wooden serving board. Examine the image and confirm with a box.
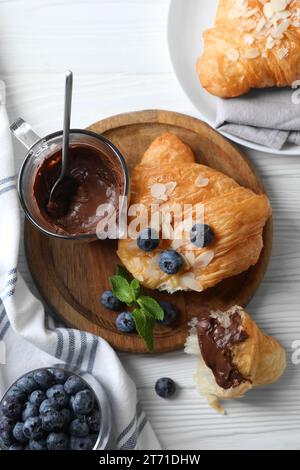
[25,110,272,353]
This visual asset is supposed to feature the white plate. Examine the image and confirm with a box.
[167,0,300,155]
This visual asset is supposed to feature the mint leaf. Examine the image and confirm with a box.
[110,275,135,305]
[116,265,132,283]
[132,308,155,352]
[137,296,164,321]
[130,279,140,298]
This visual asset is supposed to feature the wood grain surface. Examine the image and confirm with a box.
[24,110,272,353]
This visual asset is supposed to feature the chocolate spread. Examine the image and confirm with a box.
[33,144,123,235]
[197,310,249,390]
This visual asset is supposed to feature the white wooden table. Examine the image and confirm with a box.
[1,0,300,450]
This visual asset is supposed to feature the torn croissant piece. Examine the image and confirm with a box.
[185,306,286,414]
[197,0,300,98]
[118,132,271,293]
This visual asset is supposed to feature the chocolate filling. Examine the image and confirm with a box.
[197,310,249,390]
[33,143,124,235]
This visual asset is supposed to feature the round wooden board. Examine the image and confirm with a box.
[25,110,272,353]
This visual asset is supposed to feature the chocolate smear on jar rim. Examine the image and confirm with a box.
[197,307,250,390]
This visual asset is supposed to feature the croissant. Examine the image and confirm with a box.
[197,0,300,98]
[185,306,286,414]
[117,133,271,293]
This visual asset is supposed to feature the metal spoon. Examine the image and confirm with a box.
[47,71,74,216]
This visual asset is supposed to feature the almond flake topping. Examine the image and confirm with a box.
[228,0,298,60]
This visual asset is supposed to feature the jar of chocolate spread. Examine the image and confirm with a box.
[11,119,129,240]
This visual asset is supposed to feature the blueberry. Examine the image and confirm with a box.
[0,416,14,433]
[61,408,72,428]
[47,432,68,451]
[155,377,176,398]
[87,409,101,433]
[9,443,24,450]
[48,368,68,385]
[23,417,44,440]
[29,438,48,450]
[29,390,46,408]
[69,416,89,437]
[6,385,27,403]
[70,435,95,450]
[116,312,135,333]
[71,390,94,416]
[46,384,69,408]
[64,375,86,395]
[101,290,125,312]
[190,223,215,248]
[1,395,22,419]
[16,376,38,394]
[0,429,14,448]
[33,369,54,389]
[41,409,64,432]
[12,422,27,443]
[157,301,177,326]
[0,436,9,450]
[137,228,160,252]
[158,250,182,275]
[39,399,59,414]
[22,402,38,421]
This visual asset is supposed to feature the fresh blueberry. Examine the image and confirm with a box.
[71,390,94,416]
[60,408,72,429]
[87,409,101,433]
[101,290,125,312]
[6,385,27,403]
[9,443,24,450]
[64,375,86,395]
[29,390,46,408]
[22,402,38,421]
[157,301,177,326]
[155,377,176,398]
[0,429,14,448]
[16,376,38,394]
[0,436,9,450]
[137,228,160,252]
[70,435,95,450]
[116,312,135,333]
[23,417,44,440]
[39,399,59,415]
[48,368,68,385]
[1,395,22,419]
[41,409,64,432]
[190,223,215,248]
[47,432,68,451]
[33,370,54,390]
[158,250,182,275]
[29,438,48,450]
[46,384,69,409]
[12,422,27,443]
[69,416,89,437]
[0,416,14,433]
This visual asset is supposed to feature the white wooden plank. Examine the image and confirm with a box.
[0,0,170,74]
[138,388,300,449]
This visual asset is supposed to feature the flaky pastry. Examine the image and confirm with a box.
[117,133,271,293]
[185,306,286,413]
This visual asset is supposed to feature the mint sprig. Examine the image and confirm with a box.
[110,267,164,351]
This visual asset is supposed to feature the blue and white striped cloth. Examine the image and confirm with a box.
[0,82,160,450]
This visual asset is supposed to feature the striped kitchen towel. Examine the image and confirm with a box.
[0,81,160,450]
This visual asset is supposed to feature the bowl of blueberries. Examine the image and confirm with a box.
[0,367,111,450]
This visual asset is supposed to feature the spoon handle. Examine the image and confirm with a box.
[62,70,73,175]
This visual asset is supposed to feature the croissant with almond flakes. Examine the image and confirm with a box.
[117,133,271,293]
[185,306,286,414]
[197,0,300,98]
